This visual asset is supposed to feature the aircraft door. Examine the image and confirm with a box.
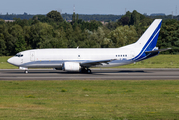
[30,51,35,61]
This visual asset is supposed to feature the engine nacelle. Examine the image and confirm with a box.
[62,62,81,72]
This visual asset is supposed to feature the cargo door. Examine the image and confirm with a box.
[30,51,35,61]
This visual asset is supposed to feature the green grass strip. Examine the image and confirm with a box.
[0,80,179,120]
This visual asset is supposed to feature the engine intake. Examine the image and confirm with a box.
[62,62,81,72]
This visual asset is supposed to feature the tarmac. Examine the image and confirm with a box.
[0,68,179,80]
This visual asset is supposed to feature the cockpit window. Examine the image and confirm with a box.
[15,54,23,57]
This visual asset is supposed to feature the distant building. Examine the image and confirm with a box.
[150,13,166,16]
[4,20,15,22]
[100,21,108,25]
[24,12,28,15]
[66,20,72,22]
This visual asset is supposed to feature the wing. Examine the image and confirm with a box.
[80,59,116,67]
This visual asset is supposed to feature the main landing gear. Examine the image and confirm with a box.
[24,70,28,74]
[80,68,92,74]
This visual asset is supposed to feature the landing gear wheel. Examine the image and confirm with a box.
[80,68,92,74]
[24,70,28,74]
[87,69,92,74]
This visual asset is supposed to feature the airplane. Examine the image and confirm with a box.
[7,19,171,74]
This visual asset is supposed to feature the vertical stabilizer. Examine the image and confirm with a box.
[133,19,162,61]
[136,19,162,51]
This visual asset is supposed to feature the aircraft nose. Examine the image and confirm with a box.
[7,57,14,64]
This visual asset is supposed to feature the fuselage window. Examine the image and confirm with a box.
[78,55,80,57]
[116,55,127,57]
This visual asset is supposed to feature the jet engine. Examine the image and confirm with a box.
[62,62,81,72]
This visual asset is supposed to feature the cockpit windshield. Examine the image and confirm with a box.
[15,53,23,57]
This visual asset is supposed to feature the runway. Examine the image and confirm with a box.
[0,68,179,80]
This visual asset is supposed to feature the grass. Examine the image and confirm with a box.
[0,56,17,69]
[0,80,179,120]
[1,55,179,69]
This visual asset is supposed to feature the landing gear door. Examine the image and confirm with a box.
[30,51,35,61]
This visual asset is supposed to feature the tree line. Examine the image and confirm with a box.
[0,10,179,56]
[1,12,179,22]
[0,13,122,22]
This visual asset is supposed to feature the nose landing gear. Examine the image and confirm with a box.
[19,67,28,74]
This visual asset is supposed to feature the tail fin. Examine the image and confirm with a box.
[133,19,162,61]
[136,19,162,51]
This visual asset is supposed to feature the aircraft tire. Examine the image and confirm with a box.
[87,69,92,74]
[24,70,28,74]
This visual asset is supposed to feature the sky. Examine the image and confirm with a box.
[0,0,179,15]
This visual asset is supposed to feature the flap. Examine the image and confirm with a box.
[80,59,116,67]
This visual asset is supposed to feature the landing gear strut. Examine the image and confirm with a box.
[19,67,28,74]
[80,68,92,74]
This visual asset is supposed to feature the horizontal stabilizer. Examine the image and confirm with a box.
[145,48,171,53]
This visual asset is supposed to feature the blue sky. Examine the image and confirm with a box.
[1,0,179,15]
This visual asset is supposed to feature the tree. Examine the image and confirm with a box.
[15,35,26,53]
[108,25,138,47]
[130,10,140,25]
[32,15,48,22]
[0,32,6,55]
[5,24,26,54]
[118,11,131,26]
[72,12,76,24]
[84,27,113,48]
[29,22,55,49]
[119,16,130,26]
[47,10,63,23]
[0,19,5,25]
[157,19,179,54]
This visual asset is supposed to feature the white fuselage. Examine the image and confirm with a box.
[7,19,163,72]
[7,43,139,69]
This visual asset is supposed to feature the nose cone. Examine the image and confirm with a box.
[7,57,17,66]
[7,57,13,64]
